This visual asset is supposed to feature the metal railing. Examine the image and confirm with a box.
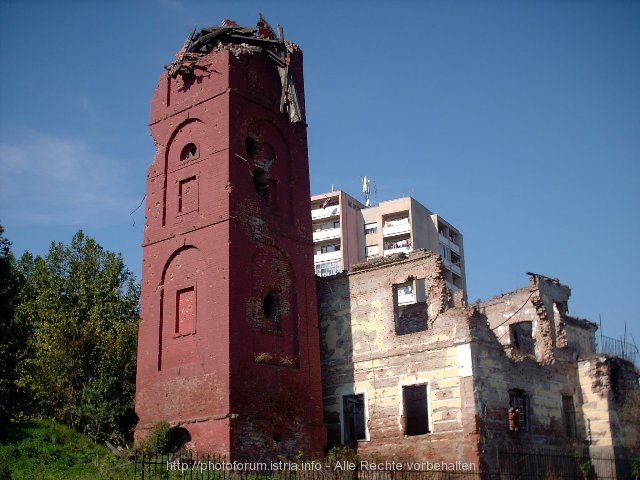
[597,334,638,366]
[134,451,635,480]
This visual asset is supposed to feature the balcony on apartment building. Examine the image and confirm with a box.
[314,239,341,264]
[384,237,412,256]
[312,220,341,242]
[313,228,341,242]
[315,260,341,277]
[311,200,340,221]
[440,244,463,276]
[438,226,461,255]
[314,250,341,263]
[382,215,411,237]
[396,282,416,305]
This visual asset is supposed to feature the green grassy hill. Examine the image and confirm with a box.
[0,420,134,480]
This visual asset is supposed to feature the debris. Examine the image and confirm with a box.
[164,15,304,123]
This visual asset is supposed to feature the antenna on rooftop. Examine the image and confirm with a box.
[361,176,377,207]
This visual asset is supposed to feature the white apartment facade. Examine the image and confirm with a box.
[310,191,466,292]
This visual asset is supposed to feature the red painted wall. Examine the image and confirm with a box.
[136,43,325,459]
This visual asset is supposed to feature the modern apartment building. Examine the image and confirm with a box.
[310,191,364,277]
[310,191,466,292]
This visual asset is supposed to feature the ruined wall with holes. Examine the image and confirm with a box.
[470,315,583,465]
[469,275,636,472]
[317,260,637,471]
[136,29,325,460]
[317,250,480,464]
[577,356,639,460]
[479,276,597,364]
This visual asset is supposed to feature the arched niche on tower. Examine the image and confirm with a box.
[160,119,206,225]
[242,119,293,219]
[157,245,206,371]
[246,245,299,367]
[166,118,206,173]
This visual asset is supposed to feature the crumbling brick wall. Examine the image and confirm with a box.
[472,275,615,471]
[478,275,595,365]
[136,21,325,460]
[317,254,628,474]
[577,356,639,457]
[317,250,479,464]
[471,314,583,463]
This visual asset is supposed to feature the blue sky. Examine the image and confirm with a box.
[1,1,638,350]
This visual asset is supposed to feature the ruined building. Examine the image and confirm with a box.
[136,18,638,473]
[135,19,325,459]
[317,252,638,476]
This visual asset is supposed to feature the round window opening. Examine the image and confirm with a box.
[180,143,197,161]
[263,293,281,321]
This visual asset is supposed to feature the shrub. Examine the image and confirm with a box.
[135,421,170,455]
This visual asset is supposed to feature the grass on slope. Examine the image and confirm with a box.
[0,420,134,480]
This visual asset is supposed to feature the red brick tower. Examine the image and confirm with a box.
[135,18,326,459]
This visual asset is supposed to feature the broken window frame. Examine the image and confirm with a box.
[342,393,367,444]
[393,279,428,335]
[508,389,530,432]
[180,142,198,162]
[402,384,430,436]
[509,321,534,354]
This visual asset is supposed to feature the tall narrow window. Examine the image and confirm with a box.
[508,389,530,432]
[342,394,366,443]
[403,384,429,435]
[562,395,576,437]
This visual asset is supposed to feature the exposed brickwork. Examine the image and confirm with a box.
[136,27,325,460]
[318,251,479,464]
[318,258,636,475]
[577,355,639,476]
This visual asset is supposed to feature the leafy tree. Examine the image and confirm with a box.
[0,225,27,433]
[15,231,139,443]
